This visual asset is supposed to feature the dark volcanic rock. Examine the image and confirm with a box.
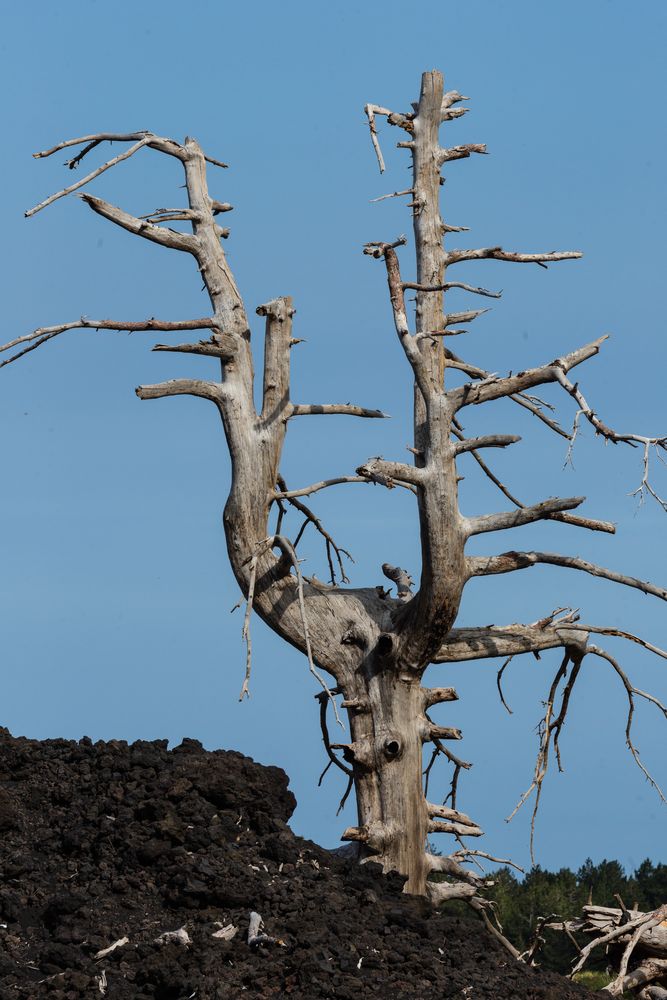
[0,728,597,998]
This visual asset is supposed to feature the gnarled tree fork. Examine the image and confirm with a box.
[4,72,666,917]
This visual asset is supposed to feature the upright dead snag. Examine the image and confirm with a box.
[3,73,665,907]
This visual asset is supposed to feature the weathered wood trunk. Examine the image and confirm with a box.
[344,663,431,893]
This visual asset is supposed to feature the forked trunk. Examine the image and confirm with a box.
[13,69,662,920]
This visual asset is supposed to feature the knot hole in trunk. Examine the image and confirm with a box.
[376,633,394,657]
[383,736,403,761]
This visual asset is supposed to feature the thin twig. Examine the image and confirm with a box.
[587,645,666,801]
[555,369,667,513]
[239,553,259,700]
[271,536,343,727]
[276,475,354,585]
[26,137,150,217]
[496,656,514,714]
[0,317,215,369]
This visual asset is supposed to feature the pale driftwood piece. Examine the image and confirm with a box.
[570,905,667,978]
[6,71,666,906]
[212,923,238,941]
[611,919,663,996]
[247,912,283,948]
[94,937,129,959]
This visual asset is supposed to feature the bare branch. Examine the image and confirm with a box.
[135,379,222,403]
[239,551,259,700]
[451,848,524,874]
[454,434,520,455]
[276,535,343,725]
[316,690,353,782]
[356,457,425,488]
[555,368,667,512]
[0,317,216,368]
[588,645,666,801]
[441,90,469,111]
[438,143,487,165]
[139,210,195,224]
[496,655,515,714]
[370,188,414,203]
[26,138,151,217]
[422,687,459,709]
[362,242,432,399]
[505,651,583,861]
[364,104,388,173]
[429,818,483,837]
[452,420,615,533]
[274,475,416,501]
[432,620,589,663]
[413,309,491,339]
[444,246,583,267]
[467,550,667,601]
[33,131,184,161]
[290,404,389,419]
[570,905,667,979]
[442,222,470,233]
[443,281,502,299]
[558,624,667,661]
[445,348,570,438]
[152,338,236,361]
[80,193,198,253]
[440,108,469,123]
[450,337,607,410]
[465,496,586,536]
[276,475,353,585]
[612,918,661,994]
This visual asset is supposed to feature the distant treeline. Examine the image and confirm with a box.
[483,858,667,973]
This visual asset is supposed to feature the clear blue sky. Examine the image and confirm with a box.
[1,0,665,875]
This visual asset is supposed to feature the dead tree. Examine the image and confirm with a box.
[3,72,666,905]
[549,903,667,995]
